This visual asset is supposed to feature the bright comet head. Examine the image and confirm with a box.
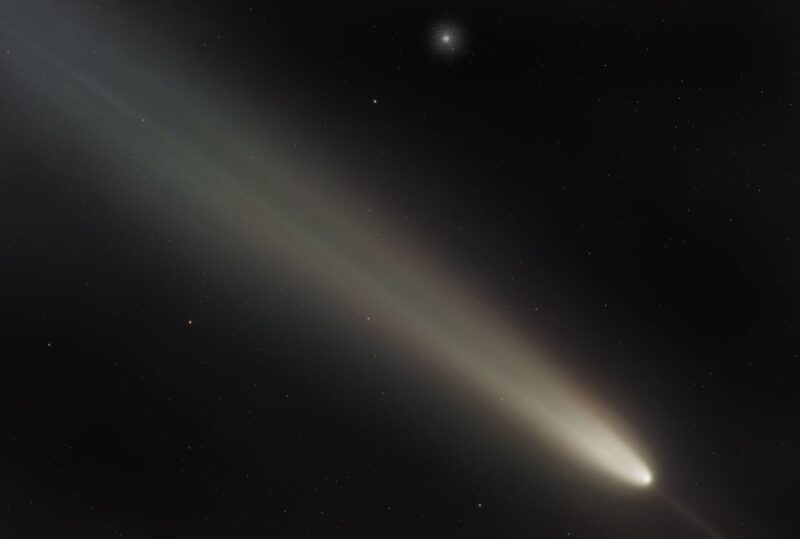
[638,469,654,487]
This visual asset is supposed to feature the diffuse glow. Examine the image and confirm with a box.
[1,6,652,488]
[432,22,463,54]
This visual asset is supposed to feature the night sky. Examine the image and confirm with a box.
[1,1,798,538]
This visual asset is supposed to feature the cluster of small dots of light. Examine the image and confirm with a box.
[433,24,460,54]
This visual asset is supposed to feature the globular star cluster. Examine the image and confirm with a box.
[432,22,463,55]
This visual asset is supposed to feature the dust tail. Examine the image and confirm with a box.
[655,488,724,539]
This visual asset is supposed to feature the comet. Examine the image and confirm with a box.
[1,4,652,489]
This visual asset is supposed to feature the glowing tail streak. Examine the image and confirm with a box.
[1,7,652,488]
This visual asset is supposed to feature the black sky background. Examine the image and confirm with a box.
[1,1,798,537]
